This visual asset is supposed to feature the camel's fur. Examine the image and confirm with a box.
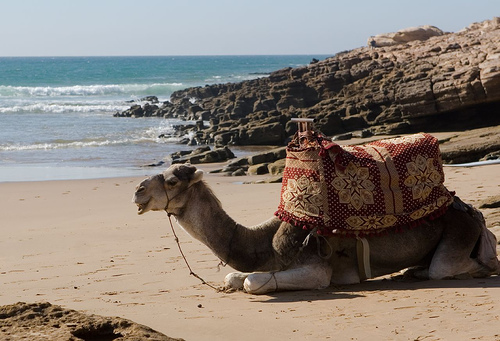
[133,164,499,294]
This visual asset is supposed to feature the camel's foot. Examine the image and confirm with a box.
[401,266,429,280]
[224,272,251,291]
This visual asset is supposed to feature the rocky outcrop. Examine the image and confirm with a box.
[438,126,500,164]
[116,18,500,148]
[0,302,182,341]
[368,25,445,47]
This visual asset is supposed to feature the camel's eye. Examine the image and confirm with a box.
[165,177,179,186]
[136,186,145,193]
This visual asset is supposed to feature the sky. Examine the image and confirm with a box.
[0,0,498,57]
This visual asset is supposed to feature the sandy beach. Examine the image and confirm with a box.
[1,162,499,340]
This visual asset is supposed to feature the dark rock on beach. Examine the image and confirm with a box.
[171,146,235,164]
[0,302,183,341]
[211,146,286,177]
[479,195,500,209]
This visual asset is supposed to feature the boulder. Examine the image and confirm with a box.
[126,104,144,117]
[140,95,159,103]
[231,168,247,176]
[171,146,235,164]
[143,103,159,117]
[247,149,283,165]
[214,131,236,147]
[240,122,286,145]
[479,195,500,209]
[369,25,444,47]
[248,163,270,175]
[268,159,286,175]
[190,145,211,155]
[226,157,249,167]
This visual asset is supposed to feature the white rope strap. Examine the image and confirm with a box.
[356,236,372,281]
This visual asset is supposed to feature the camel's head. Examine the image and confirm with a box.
[132,164,204,215]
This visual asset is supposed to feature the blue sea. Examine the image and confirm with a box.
[0,55,329,182]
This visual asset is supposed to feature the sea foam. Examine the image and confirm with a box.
[0,83,184,98]
[0,102,129,114]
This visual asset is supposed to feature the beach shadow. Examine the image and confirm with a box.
[259,275,500,303]
[258,290,364,303]
[345,274,500,292]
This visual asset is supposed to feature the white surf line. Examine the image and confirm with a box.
[443,159,500,167]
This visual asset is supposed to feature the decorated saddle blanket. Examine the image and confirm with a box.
[275,133,454,236]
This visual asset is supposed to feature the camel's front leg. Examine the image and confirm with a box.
[243,262,332,294]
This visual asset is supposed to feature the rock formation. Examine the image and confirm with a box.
[0,302,182,341]
[170,145,235,164]
[368,25,445,47]
[116,18,500,147]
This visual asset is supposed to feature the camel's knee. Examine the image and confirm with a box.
[475,217,500,274]
[428,258,492,280]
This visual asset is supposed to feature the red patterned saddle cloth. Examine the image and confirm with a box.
[275,133,454,236]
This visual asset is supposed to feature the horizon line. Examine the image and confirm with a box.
[0,53,335,58]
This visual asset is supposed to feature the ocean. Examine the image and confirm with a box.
[0,55,329,182]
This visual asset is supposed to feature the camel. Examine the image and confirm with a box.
[132,163,499,294]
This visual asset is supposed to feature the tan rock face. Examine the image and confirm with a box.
[0,302,183,341]
[369,25,445,47]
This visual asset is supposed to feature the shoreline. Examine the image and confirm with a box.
[0,165,158,183]
[0,144,279,183]
[2,124,497,183]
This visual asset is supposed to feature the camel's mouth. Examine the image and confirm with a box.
[136,204,145,214]
[136,201,148,215]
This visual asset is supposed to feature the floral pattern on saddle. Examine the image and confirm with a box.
[275,133,454,236]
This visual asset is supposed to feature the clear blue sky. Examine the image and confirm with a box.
[1,0,498,56]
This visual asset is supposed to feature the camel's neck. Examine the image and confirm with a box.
[173,181,280,272]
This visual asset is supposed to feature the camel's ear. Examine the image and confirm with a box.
[172,164,202,184]
[189,169,204,185]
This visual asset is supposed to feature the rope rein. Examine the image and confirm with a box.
[166,212,220,291]
[163,179,221,292]
[299,227,333,260]
[277,227,333,272]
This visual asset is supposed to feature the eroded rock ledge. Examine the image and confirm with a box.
[116,18,500,147]
[0,302,182,341]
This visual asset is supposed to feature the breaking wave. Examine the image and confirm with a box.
[0,102,129,114]
[0,83,185,98]
[0,82,185,114]
[0,136,181,152]
[0,119,186,152]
